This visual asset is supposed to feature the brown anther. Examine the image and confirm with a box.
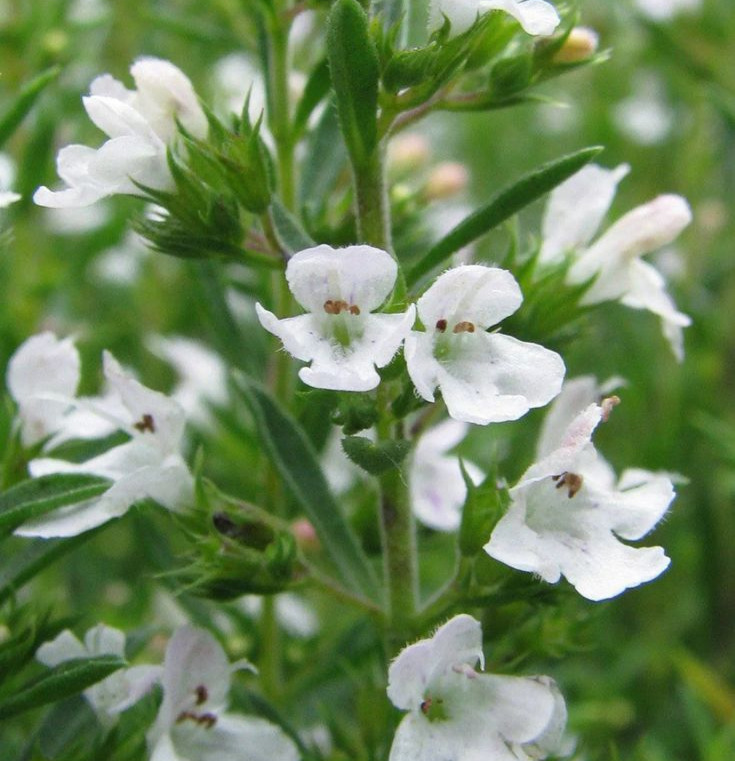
[176,710,218,729]
[420,698,432,715]
[600,395,620,422]
[552,472,583,499]
[194,685,208,705]
[349,304,361,315]
[134,413,156,433]
[435,319,448,333]
[452,321,476,334]
[198,713,217,729]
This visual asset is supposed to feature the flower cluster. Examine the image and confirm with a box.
[36,625,298,761]
[7,332,193,537]
[34,58,206,208]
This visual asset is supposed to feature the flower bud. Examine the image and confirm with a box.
[552,27,599,64]
[424,162,469,201]
[388,133,431,174]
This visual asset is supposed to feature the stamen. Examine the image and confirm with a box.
[195,685,208,705]
[323,299,360,315]
[176,710,218,729]
[134,413,156,433]
[435,319,447,333]
[552,471,583,498]
[420,697,432,715]
[600,395,620,422]
[452,321,476,334]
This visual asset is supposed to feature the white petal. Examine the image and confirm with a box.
[150,732,183,761]
[131,57,208,141]
[33,144,109,206]
[408,331,564,425]
[84,624,126,657]
[387,614,483,711]
[480,0,561,36]
[415,266,522,331]
[286,244,398,314]
[172,714,300,761]
[410,420,483,531]
[103,351,187,453]
[7,332,80,446]
[14,495,118,538]
[108,664,164,714]
[570,194,692,290]
[258,305,414,392]
[156,627,232,732]
[36,630,86,667]
[428,0,483,35]
[540,164,629,263]
[536,375,624,458]
[606,468,675,540]
[619,259,691,359]
[0,190,21,207]
[89,73,134,101]
[89,135,171,193]
[83,94,158,140]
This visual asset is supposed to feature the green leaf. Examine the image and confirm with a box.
[293,58,331,138]
[0,66,60,149]
[299,100,348,220]
[341,436,411,476]
[406,146,603,287]
[0,533,97,605]
[0,655,125,720]
[458,467,507,557]
[269,198,315,254]
[0,474,110,539]
[38,696,98,759]
[327,0,380,168]
[233,375,380,603]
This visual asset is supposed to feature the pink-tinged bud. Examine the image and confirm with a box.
[388,133,431,173]
[424,162,469,201]
[553,27,599,64]
[291,518,320,551]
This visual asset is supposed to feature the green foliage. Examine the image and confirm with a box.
[327,0,380,169]
[407,145,603,286]
[0,655,125,720]
[341,435,411,475]
[0,66,60,149]
[234,375,380,603]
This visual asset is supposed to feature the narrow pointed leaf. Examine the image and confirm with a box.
[407,146,603,287]
[327,0,380,168]
[0,533,97,604]
[0,474,110,539]
[0,66,60,148]
[293,58,331,137]
[0,655,126,720]
[234,375,380,603]
[270,198,315,254]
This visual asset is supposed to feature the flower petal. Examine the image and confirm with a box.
[286,244,398,314]
[481,0,561,36]
[415,265,522,331]
[540,163,629,263]
[36,630,86,667]
[408,331,564,425]
[6,332,80,446]
[83,94,159,140]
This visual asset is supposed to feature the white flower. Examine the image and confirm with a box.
[256,244,416,392]
[36,624,161,728]
[387,614,567,761]
[540,163,692,360]
[34,58,206,208]
[429,0,560,38]
[634,0,700,21]
[484,403,675,600]
[410,419,483,531]
[6,332,81,446]
[0,152,21,207]
[146,335,228,429]
[16,351,193,538]
[404,265,565,425]
[148,626,299,761]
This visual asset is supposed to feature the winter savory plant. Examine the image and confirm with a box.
[0,1,694,759]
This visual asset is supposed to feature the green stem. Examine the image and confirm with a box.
[267,5,296,210]
[259,596,282,701]
[354,142,392,251]
[376,390,417,652]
